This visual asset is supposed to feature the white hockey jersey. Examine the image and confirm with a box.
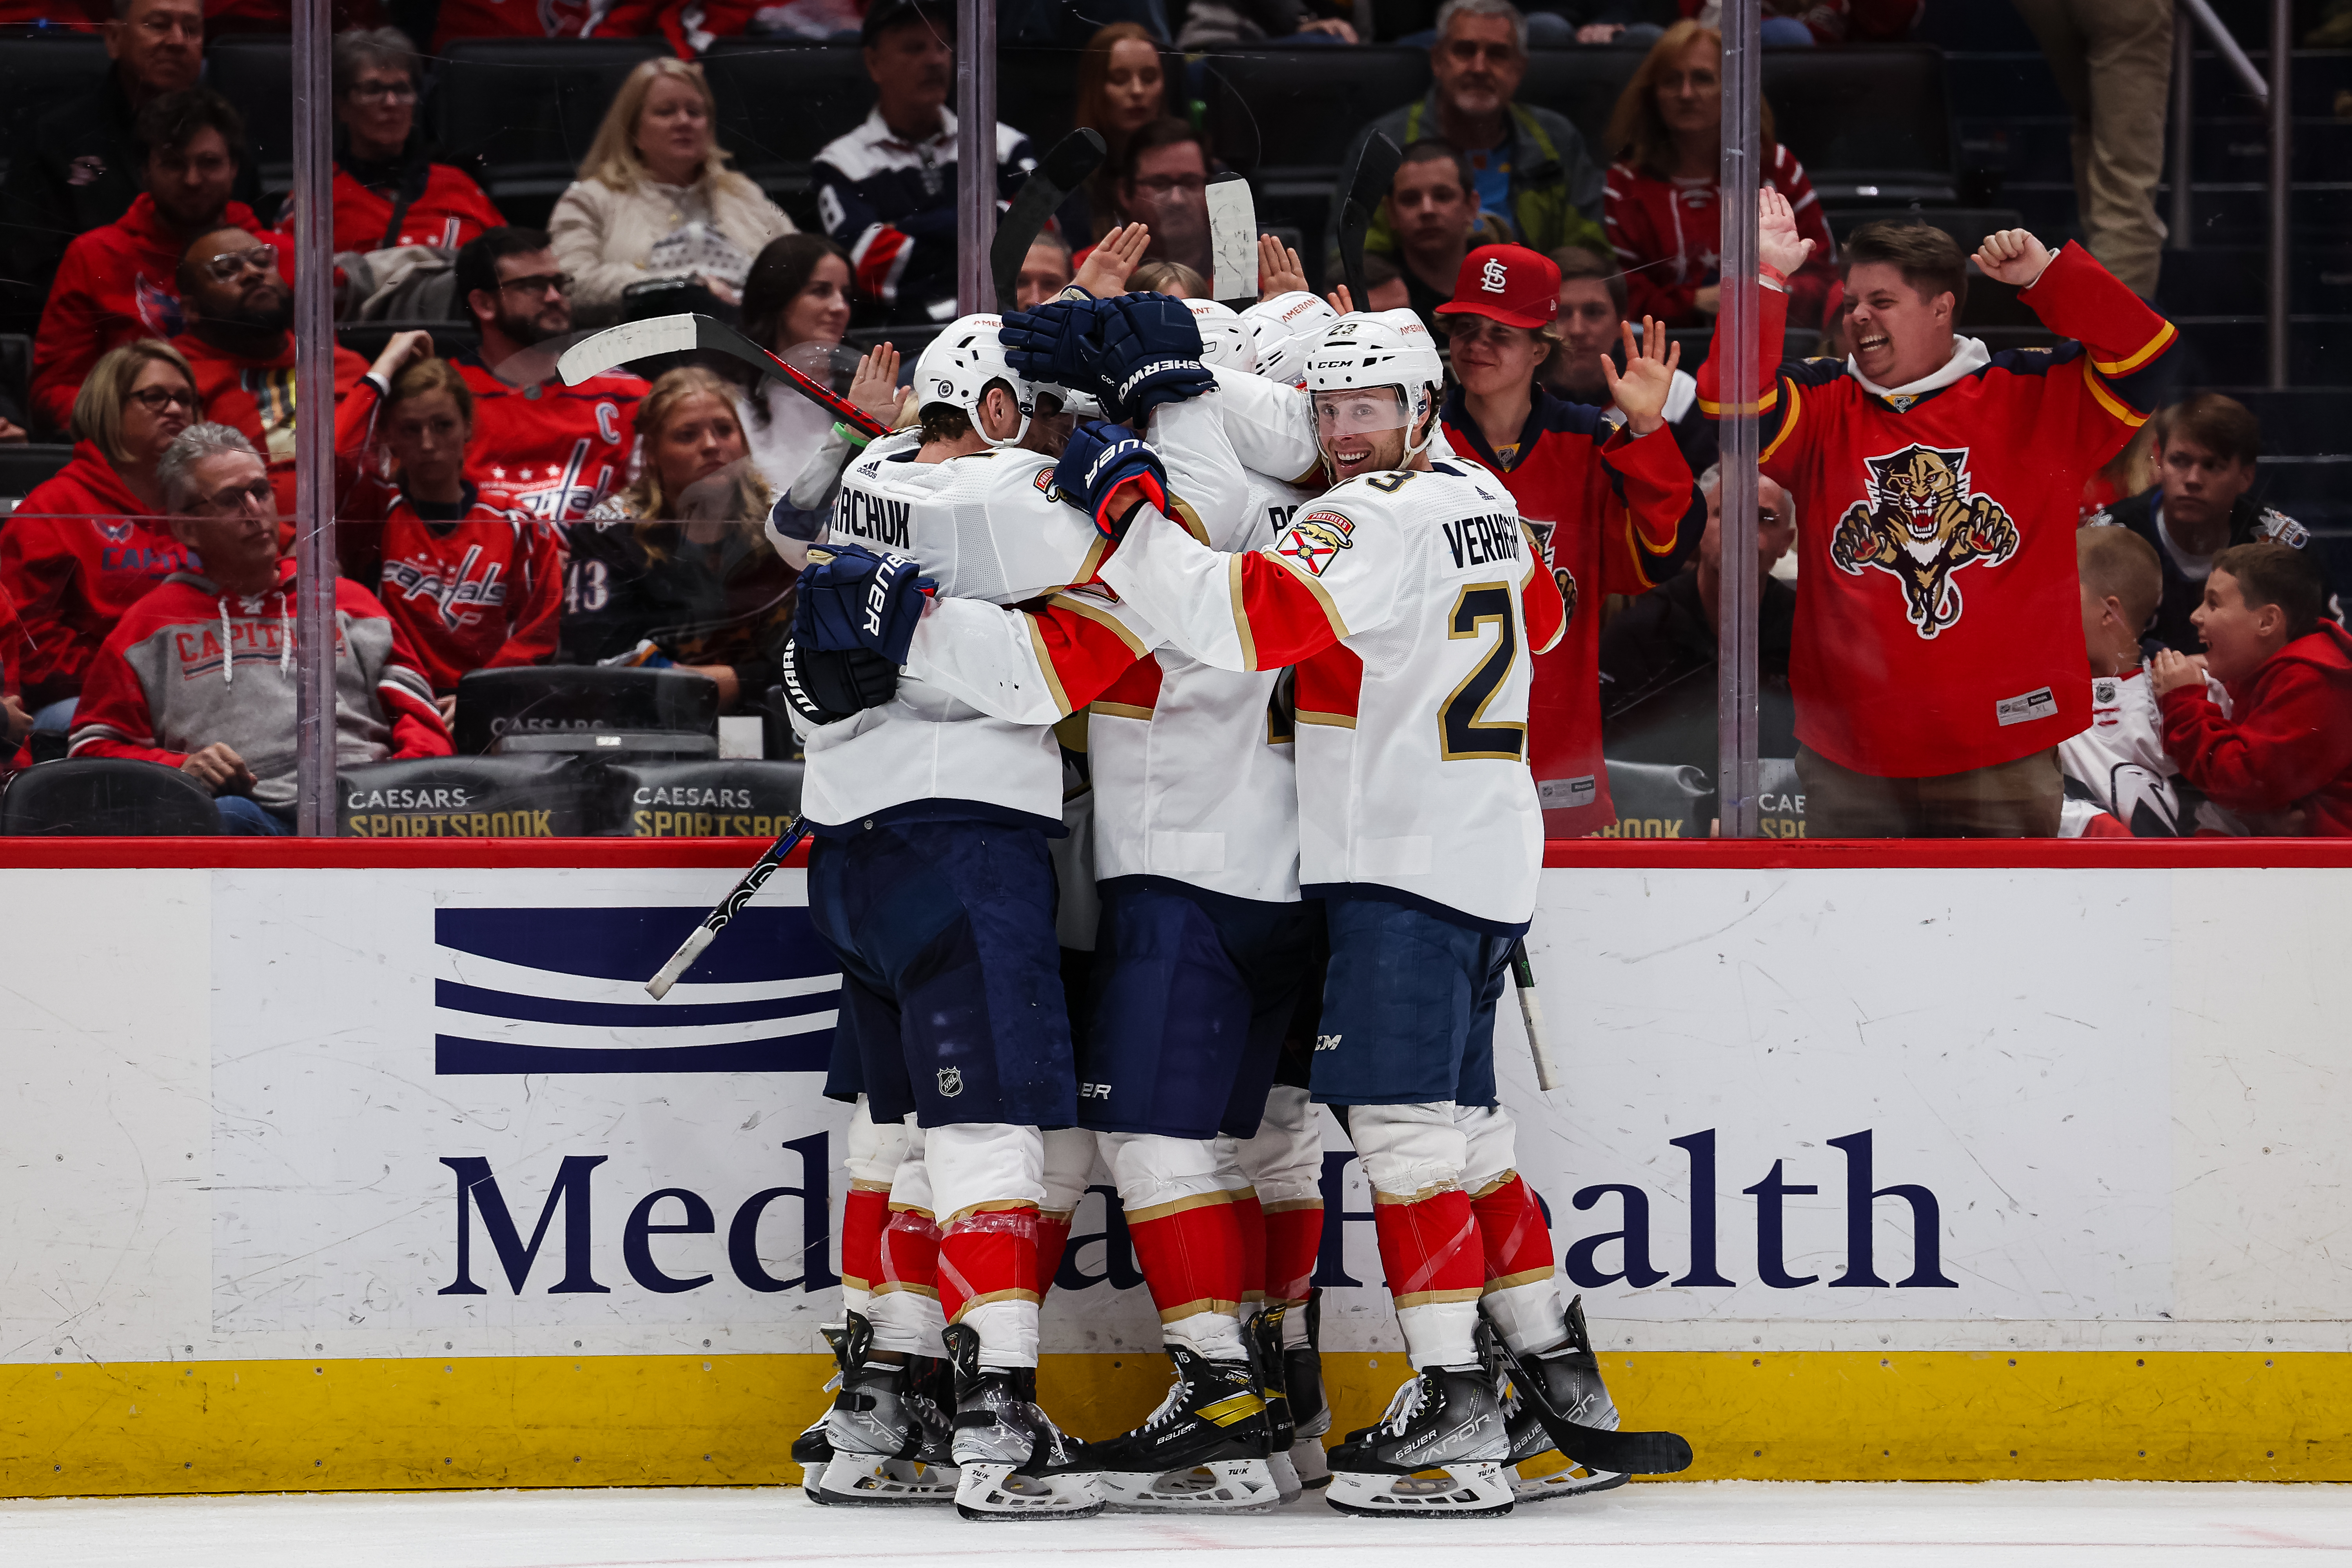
[2058,666,2244,837]
[1099,458,1568,932]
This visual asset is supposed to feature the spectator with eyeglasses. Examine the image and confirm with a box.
[172,225,372,523]
[69,422,452,835]
[286,29,505,261]
[1,341,203,743]
[1090,118,1215,283]
[451,227,649,525]
[30,88,284,437]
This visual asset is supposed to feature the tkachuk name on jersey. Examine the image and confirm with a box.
[1443,512,1524,568]
[833,486,913,550]
[1277,510,1356,576]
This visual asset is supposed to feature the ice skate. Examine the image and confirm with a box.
[940,1323,1104,1520]
[791,1351,837,1504]
[1478,1319,1625,1503]
[813,1313,960,1506]
[1245,1304,1302,1502]
[1091,1343,1283,1514]
[1491,1296,1690,1481]
[1286,1289,1332,1489]
[1324,1365,1514,1517]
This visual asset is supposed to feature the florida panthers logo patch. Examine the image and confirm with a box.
[1276,509,1355,577]
[1829,444,2018,638]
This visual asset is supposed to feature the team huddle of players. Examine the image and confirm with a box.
[753,192,2177,1520]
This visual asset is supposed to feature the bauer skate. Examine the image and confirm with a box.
[1477,1319,1625,1503]
[1245,1304,1301,1502]
[1323,1365,1514,1517]
[940,1322,1104,1520]
[791,1345,837,1504]
[813,1313,960,1506]
[1284,1288,1332,1488]
[1092,1343,1283,1514]
[1490,1297,1693,1482]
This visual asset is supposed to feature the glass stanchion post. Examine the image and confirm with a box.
[1714,0,1762,839]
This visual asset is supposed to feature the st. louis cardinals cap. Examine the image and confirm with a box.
[1436,243,1562,329]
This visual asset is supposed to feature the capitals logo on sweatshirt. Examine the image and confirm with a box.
[1829,444,2020,639]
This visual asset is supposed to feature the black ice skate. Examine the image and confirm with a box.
[1477,1318,1625,1503]
[791,1341,836,1504]
[814,1312,960,1506]
[1323,1365,1514,1517]
[1092,1343,1283,1514]
[1245,1304,1302,1501]
[1285,1288,1332,1490]
[1488,1297,1693,1483]
[940,1322,1103,1519]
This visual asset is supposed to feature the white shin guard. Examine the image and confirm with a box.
[927,1123,1045,1372]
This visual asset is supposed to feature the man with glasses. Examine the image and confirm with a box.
[172,225,372,521]
[1334,0,1605,263]
[1100,119,1215,284]
[32,89,285,435]
[68,422,450,834]
[452,227,646,525]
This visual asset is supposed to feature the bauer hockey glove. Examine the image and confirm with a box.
[1096,292,1213,420]
[794,542,935,665]
[1056,419,1168,543]
[999,295,1108,394]
[780,639,898,727]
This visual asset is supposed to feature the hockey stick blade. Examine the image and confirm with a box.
[560,314,892,440]
[1336,197,1372,314]
[991,128,1106,314]
[1537,1420,1693,1478]
[1510,938,1564,1091]
[1334,131,1401,309]
[645,813,813,998]
[1206,173,1259,307]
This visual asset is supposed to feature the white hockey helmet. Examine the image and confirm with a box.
[1303,310,1446,458]
[1183,298,1256,372]
[1243,290,1339,387]
[914,314,1035,447]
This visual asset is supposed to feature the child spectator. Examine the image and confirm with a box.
[1602,20,1835,330]
[2,342,201,737]
[2058,525,2240,838]
[68,423,451,834]
[1069,23,1169,244]
[452,227,648,524]
[560,367,795,715]
[339,352,563,716]
[291,29,505,257]
[2152,542,2352,838]
[31,88,280,435]
[733,234,855,494]
[549,57,794,328]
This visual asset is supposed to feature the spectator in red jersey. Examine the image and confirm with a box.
[1601,21,1835,330]
[31,88,281,436]
[172,224,372,521]
[1696,193,2181,837]
[453,227,648,524]
[69,423,452,834]
[1435,243,1703,838]
[2154,543,2352,837]
[550,57,794,327]
[337,350,562,717]
[561,367,794,714]
[283,29,505,257]
[733,234,857,494]
[1070,23,1169,244]
[1377,140,1509,338]
[2,341,200,737]
[1539,243,1714,474]
[0,0,218,337]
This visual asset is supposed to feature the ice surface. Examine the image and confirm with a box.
[4,1482,2348,1568]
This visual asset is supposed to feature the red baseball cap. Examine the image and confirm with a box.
[1436,244,1560,329]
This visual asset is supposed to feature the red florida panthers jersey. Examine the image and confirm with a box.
[454,354,645,524]
[1695,242,2179,779]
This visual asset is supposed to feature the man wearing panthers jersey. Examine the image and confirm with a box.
[1437,243,1703,837]
[1697,192,2180,836]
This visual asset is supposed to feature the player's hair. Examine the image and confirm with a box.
[157,423,262,513]
[2212,541,2327,641]
[454,226,556,321]
[1130,259,1207,297]
[1433,0,1526,55]
[577,57,757,202]
[130,86,246,173]
[737,234,853,422]
[619,367,774,546]
[1118,116,1207,192]
[331,25,419,99]
[1842,221,1968,315]
[2077,524,2163,633]
[1397,137,1475,204]
[1608,23,1779,179]
[1552,244,1626,316]
[386,356,475,431]
[2152,392,2260,468]
[73,340,198,465]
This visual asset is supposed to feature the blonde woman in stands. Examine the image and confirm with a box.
[549,58,794,328]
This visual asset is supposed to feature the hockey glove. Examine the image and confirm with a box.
[1000,295,1109,394]
[1056,419,1168,543]
[780,639,898,728]
[793,542,935,664]
[1096,292,1213,420]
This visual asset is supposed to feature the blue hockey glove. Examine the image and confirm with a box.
[1097,292,1213,420]
[779,638,898,727]
[1000,296,1110,395]
[1055,419,1168,543]
[794,542,935,664]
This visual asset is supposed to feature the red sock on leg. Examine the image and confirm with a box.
[842,1183,892,1301]
[1231,1191,1267,1306]
[877,1203,942,1305]
[1262,1200,1323,1308]
[1125,1193,1245,1325]
[1468,1172,1555,1290]
[1035,1209,1074,1305]
[937,1203,1040,1324]
[1370,1188,1484,1308]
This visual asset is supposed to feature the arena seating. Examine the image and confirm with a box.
[600,757,804,837]
[206,34,294,191]
[701,41,874,219]
[338,753,600,837]
[1198,46,1432,180]
[452,665,722,758]
[0,757,222,834]
[1760,46,1957,207]
[0,32,106,181]
[428,38,669,230]
[336,320,480,360]
[0,442,73,506]
[0,330,31,424]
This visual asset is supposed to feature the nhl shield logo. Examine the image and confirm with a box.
[936,1066,964,1098]
[1829,444,2019,639]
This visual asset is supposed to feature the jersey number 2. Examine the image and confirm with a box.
[1439,583,1526,762]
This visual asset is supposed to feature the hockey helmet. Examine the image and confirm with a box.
[1183,298,1257,372]
[1244,291,1339,387]
[914,314,1036,447]
[1303,310,1446,459]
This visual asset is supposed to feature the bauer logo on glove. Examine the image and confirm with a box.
[1055,419,1169,543]
[794,541,935,665]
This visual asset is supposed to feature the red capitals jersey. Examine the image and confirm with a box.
[428,0,652,48]
[339,477,564,695]
[1604,146,1837,330]
[281,163,507,255]
[1442,390,1700,837]
[1695,242,2179,779]
[454,352,644,524]
[180,332,373,524]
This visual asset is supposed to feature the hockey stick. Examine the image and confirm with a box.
[991,128,1108,315]
[1493,1314,1693,1477]
[558,314,893,441]
[1510,938,1563,1092]
[1334,132,1401,311]
[645,813,813,999]
[1206,172,1260,308]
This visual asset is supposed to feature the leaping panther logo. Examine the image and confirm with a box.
[1829,444,2019,638]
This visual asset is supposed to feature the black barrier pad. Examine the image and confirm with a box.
[454,666,721,756]
[340,755,598,838]
[600,759,805,838]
